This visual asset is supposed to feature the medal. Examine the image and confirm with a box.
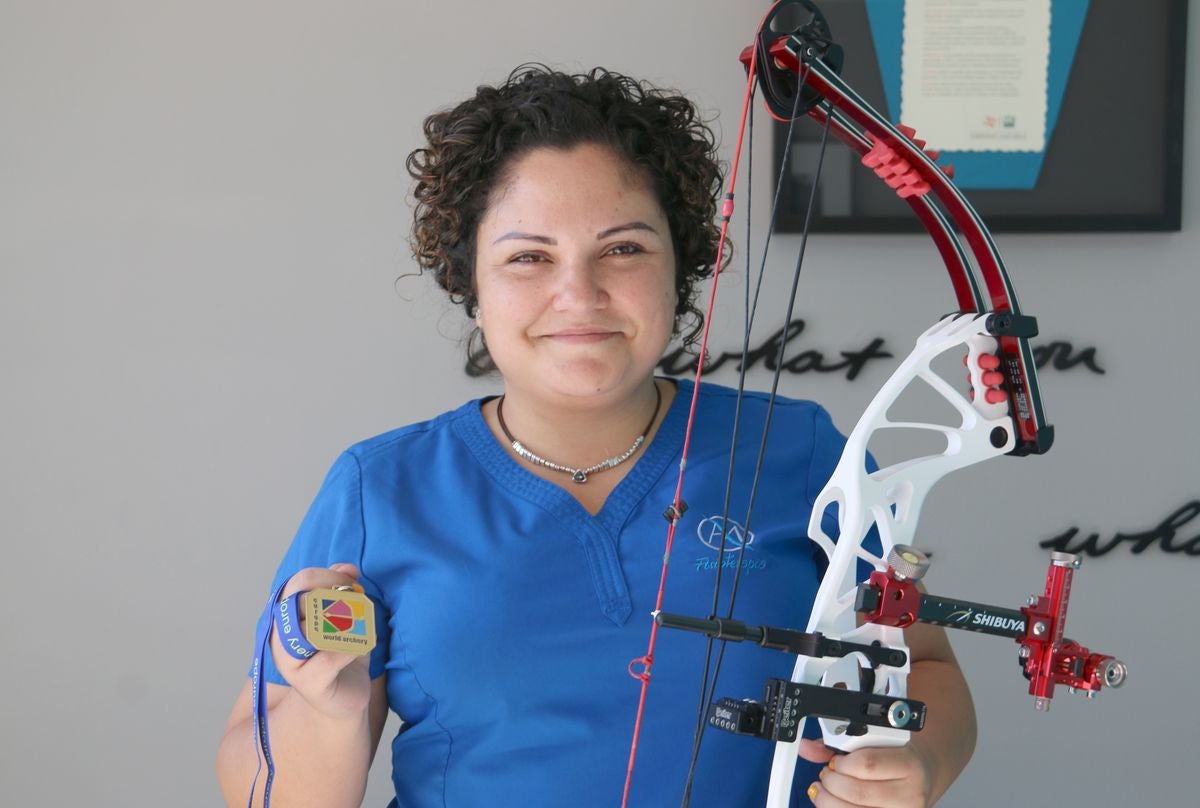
[302,585,377,656]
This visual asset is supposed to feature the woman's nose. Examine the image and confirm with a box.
[553,257,607,310]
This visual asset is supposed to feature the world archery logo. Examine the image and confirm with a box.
[319,597,369,637]
[303,587,377,654]
[696,516,756,551]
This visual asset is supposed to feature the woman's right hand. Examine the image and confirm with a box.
[269,562,375,721]
[218,562,386,807]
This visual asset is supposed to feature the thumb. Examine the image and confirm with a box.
[796,738,836,764]
[328,562,361,580]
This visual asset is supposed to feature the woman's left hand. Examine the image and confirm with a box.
[798,738,935,807]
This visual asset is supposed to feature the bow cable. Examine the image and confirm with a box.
[620,32,763,808]
[624,4,854,804]
[678,66,833,808]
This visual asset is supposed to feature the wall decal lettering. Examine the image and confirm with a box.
[657,319,891,380]
[1031,341,1105,374]
[655,320,1104,380]
[1039,501,1200,557]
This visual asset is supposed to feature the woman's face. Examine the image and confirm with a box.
[473,143,677,406]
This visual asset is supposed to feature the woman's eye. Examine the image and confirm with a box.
[607,243,644,257]
[509,252,545,264]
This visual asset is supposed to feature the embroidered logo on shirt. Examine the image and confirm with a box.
[696,515,755,551]
[694,516,767,573]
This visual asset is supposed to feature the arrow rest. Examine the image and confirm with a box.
[707,680,926,744]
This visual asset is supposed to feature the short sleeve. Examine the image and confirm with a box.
[253,451,392,685]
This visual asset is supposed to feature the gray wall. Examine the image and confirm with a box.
[1,1,1194,806]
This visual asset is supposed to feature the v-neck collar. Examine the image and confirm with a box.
[452,379,691,624]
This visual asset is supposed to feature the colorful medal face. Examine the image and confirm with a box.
[303,586,376,656]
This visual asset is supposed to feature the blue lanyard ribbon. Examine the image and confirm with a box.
[249,581,286,807]
[252,582,323,806]
[249,586,350,805]
[275,591,318,660]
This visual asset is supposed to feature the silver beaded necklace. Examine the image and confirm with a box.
[495,384,662,484]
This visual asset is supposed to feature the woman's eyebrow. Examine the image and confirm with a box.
[493,222,660,245]
[493,231,555,245]
[596,221,659,239]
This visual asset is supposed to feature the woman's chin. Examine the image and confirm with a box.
[513,363,651,404]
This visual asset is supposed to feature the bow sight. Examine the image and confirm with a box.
[855,547,1128,709]
[660,545,1126,743]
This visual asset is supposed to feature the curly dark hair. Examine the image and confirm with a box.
[406,64,725,375]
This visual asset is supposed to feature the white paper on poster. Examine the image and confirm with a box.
[900,0,1051,152]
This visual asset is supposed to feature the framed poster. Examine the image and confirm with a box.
[773,0,1187,233]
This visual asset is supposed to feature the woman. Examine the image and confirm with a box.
[216,66,976,807]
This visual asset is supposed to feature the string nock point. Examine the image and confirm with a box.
[721,192,735,221]
[627,655,652,683]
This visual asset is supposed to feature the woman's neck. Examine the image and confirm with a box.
[493,379,667,472]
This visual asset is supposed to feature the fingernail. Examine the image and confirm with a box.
[818,767,826,781]
[827,756,836,771]
[807,783,819,802]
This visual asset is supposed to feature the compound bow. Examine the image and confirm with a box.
[624,2,1125,805]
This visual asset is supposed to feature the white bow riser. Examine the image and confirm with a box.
[765,313,1015,805]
